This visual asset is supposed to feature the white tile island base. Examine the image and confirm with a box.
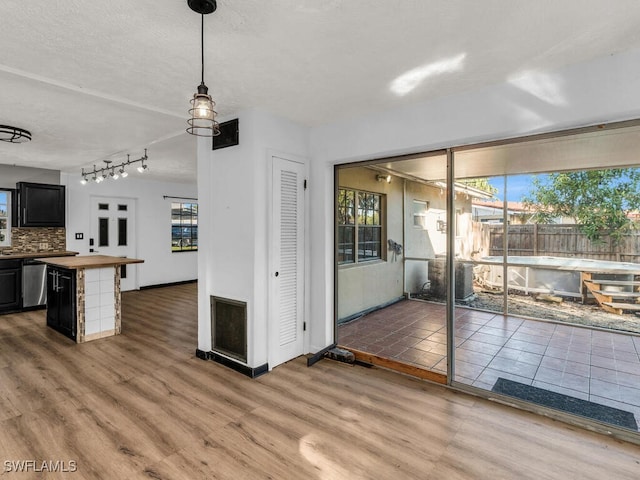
[78,266,121,343]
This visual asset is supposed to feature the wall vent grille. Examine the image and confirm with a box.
[211,296,247,363]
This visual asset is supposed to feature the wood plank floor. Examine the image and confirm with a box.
[0,283,639,479]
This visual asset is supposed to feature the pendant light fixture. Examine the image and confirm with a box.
[186,0,220,137]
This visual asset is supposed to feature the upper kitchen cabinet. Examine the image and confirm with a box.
[16,182,65,227]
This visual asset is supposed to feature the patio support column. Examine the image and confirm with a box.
[446,148,455,382]
[503,175,509,314]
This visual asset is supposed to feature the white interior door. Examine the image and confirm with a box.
[270,156,306,368]
[90,196,137,291]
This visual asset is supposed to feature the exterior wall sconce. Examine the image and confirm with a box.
[376,174,392,183]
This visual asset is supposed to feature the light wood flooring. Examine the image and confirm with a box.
[0,283,639,479]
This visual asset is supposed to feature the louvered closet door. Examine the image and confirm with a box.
[270,156,305,368]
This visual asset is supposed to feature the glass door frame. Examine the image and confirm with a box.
[334,118,640,446]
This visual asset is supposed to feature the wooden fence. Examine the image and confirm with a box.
[479,223,640,263]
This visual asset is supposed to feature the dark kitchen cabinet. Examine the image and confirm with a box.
[0,259,22,313]
[46,265,76,341]
[17,182,65,227]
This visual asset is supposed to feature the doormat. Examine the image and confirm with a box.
[492,377,638,430]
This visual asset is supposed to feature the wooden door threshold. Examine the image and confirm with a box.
[340,346,447,385]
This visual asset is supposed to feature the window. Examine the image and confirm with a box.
[118,218,128,246]
[338,188,383,264]
[413,200,428,229]
[0,190,11,247]
[171,202,198,252]
[98,217,109,247]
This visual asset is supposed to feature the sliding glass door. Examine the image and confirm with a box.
[452,124,640,433]
[335,121,640,436]
[336,152,450,380]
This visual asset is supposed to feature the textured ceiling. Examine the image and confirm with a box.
[2,0,640,183]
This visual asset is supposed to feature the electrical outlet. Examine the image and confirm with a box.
[39,242,48,250]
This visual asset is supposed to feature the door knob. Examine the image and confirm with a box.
[275,271,279,277]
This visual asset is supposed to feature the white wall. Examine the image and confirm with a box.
[307,47,640,353]
[62,173,197,288]
[0,165,60,188]
[197,109,309,368]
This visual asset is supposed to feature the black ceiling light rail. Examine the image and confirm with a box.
[80,149,149,185]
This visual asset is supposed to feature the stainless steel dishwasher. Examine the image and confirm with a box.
[22,259,47,307]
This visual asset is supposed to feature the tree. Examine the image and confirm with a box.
[460,178,498,195]
[523,168,640,241]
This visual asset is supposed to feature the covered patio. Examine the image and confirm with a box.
[338,299,640,430]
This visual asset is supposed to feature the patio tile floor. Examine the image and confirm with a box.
[338,299,640,431]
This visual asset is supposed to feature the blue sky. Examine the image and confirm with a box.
[488,174,547,202]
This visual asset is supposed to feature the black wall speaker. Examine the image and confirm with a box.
[212,118,239,150]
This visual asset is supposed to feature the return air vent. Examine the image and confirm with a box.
[210,296,247,362]
[212,118,239,150]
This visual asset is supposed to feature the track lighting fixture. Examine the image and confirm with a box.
[80,149,149,185]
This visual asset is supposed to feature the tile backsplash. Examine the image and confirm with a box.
[0,227,66,254]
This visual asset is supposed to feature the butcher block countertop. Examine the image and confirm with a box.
[35,254,144,269]
[0,250,79,259]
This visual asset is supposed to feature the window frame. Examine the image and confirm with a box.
[0,189,12,247]
[338,187,385,265]
[171,202,198,253]
[412,199,429,229]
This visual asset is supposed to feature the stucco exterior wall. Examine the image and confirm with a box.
[337,167,403,320]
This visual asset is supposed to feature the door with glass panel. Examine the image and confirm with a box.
[90,196,137,291]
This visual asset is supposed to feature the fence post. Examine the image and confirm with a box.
[533,223,538,256]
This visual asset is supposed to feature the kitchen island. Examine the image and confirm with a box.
[35,255,143,343]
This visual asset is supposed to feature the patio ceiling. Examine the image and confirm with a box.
[359,121,640,182]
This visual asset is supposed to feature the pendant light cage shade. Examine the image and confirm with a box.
[187,84,220,136]
[186,0,221,137]
[0,125,32,143]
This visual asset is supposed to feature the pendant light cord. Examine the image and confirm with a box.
[200,13,205,84]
